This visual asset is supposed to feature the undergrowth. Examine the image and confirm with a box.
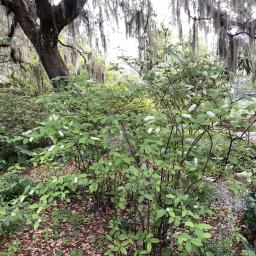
[0,46,256,255]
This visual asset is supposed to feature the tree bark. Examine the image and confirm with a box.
[0,0,87,88]
[35,44,69,87]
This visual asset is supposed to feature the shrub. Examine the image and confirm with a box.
[0,92,47,169]
[244,160,256,244]
[245,192,256,235]
[2,48,256,255]
[17,54,234,255]
[0,169,33,202]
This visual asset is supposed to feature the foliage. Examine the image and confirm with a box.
[0,92,48,170]
[0,241,20,256]
[0,46,256,255]
[245,192,256,235]
[0,167,32,202]
[244,165,256,239]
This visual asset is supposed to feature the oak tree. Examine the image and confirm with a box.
[0,0,87,87]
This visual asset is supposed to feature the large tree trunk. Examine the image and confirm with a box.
[1,0,87,88]
[36,44,69,87]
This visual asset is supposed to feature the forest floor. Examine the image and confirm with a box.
[0,166,249,256]
[0,200,107,256]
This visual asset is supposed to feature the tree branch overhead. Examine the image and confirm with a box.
[0,0,88,86]
[55,0,87,33]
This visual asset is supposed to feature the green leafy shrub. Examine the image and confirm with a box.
[241,240,256,255]
[0,92,47,169]
[0,166,34,235]
[0,169,33,202]
[0,241,20,256]
[2,46,256,255]
[244,161,256,246]
[16,53,225,254]
[245,192,256,235]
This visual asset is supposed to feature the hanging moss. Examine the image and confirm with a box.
[172,0,256,70]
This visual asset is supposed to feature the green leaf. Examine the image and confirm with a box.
[184,221,194,228]
[156,209,166,221]
[196,223,212,230]
[166,194,175,199]
[185,241,192,253]
[33,218,42,230]
[89,183,98,192]
[147,243,152,252]
[119,234,127,241]
[120,247,127,255]
[195,229,212,239]
[150,238,160,244]
[201,232,212,239]
[177,233,191,244]
[79,137,88,144]
[144,194,153,201]
[190,238,203,247]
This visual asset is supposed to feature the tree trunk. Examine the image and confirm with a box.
[35,44,69,88]
[1,0,88,88]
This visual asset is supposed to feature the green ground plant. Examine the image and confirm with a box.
[0,45,256,255]
[0,93,48,170]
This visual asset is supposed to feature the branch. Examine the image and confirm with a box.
[119,120,140,166]
[58,39,90,64]
[34,0,54,23]
[54,0,88,33]
[1,0,39,42]
[229,31,256,39]
[188,13,212,21]
[0,0,14,10]
[0,43,9,47]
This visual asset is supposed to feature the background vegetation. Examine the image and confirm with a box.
[0,0,256,255]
